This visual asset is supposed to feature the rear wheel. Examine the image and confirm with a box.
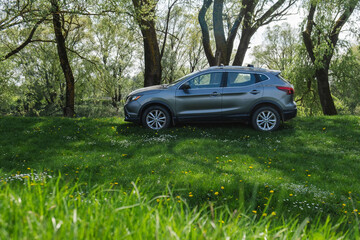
[142,106,171,130]
[251,106,280,131]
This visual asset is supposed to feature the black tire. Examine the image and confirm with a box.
[251,106,281,132]
[142,105,171,130]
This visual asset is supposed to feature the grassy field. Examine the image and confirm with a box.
[1,115,360,239]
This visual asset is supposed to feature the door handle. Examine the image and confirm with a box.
[250,90,260,95]
[211,92,220,96]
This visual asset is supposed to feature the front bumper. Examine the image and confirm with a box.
[283,108,297,121]
[124,102,141,123]
[124,107,140,123]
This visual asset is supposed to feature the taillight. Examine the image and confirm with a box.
[276,86,294,95]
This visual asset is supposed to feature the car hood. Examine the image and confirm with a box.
[129,85,166,96]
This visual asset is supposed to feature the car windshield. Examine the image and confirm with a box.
[166,72,198,87]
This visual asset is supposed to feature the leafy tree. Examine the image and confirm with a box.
[331,46,360,114]
[91,15,136,110]
[252,23,322,115]
[302,0,359,115]
[198,0,296,66]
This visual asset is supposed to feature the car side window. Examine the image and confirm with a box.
[187,73,222,89]
[227,72,255,87]
[255,74,269,82]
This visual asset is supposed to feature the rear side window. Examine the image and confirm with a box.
[227,72,256,87]
[255,74,269,82]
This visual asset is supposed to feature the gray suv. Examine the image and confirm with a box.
[124,66,297,131]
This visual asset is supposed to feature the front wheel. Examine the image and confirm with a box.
[142,106,171,130]
[251,107,281,131]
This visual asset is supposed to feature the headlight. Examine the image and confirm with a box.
[126,95,141,104]
[131,95,141,101]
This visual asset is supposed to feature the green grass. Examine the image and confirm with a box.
[1,116,360,238]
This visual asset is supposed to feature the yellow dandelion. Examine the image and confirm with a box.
[343,204,346,207]
[221,186,224,190]
[262,213,267,217]
[252,210,257,214]
[215,192,219,196]
[271,212,276,216]
[27,168,31,170]
[249,166,253,169]
[289,194,293,197]
[270,190,274,194]
[156,199,160,203]
[189,194,193,197]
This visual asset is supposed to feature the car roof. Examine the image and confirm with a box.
[204,65,281,75]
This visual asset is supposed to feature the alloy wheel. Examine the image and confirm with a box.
[146,110,167,130]
[256,110,277,131]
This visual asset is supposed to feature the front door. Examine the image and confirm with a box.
[175,72,223,120]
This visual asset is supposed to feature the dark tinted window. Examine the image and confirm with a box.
[227,72,255,87]
[255,74,269,83]
[187,72,222,89]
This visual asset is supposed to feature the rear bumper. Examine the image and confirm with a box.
[283,108,297,121]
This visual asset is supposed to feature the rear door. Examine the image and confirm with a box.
[175,72,223,119]
[221,71,264,116]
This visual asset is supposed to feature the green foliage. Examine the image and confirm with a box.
[1,116,360,238]
[331,46,360,114]
[1,176,358,239]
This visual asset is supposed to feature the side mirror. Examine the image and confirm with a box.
[180,82,190,90]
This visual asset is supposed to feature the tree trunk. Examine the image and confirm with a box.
[232,28,254,66]
[315,69,337,115]
[198,0,216,66]
[51,0,75,117]
[213,0,228,65]
[142,27,162,87]
[132,0,162,87]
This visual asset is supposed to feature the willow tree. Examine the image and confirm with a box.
[198,0,296,66]
[302,0,359,115]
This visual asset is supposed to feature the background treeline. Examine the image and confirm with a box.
[0,0,359,117]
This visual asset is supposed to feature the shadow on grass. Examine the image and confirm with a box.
[1,116,360,217]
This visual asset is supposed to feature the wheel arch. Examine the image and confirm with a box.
[139,101,174,121]
[250,101,284,121]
